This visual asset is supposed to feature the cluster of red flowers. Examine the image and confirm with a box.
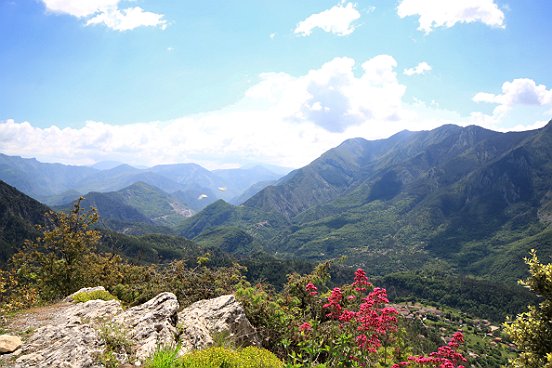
[297,268,467,367]
[299,322,313,332]
[322,287,343,318]
[305,282,318,296]
[391,332,467,368]
[352,268,372,292]
[310,268,399,353]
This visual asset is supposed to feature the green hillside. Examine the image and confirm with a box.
[59,182,194,234]
[0,180,49,262]
[181,123,552,283]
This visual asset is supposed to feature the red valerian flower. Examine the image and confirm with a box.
[305,282,318,296]
[352,268,372,292]
[323,287,343,318]
[391,332,467,368]
[299,322,312,332]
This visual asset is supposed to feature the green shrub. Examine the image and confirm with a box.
[144,346,181,368]
[179,346,283,368]
[238,346,284,368]
[72,290,118,303]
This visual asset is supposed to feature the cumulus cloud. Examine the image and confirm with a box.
[468,79,552,131]
[86,7,167,31]
[7,56,543,169]
[473,78,552,106]
[0,55,416,168]
[397,0,505,33]
[246,55,406,132]
[403,61,432,76]
[41,0,167,31]
[294,1,361,37]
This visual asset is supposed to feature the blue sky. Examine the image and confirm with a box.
[1,0,551,169]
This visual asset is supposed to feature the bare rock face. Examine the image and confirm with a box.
[13,293,179,367]
[13,299,122,368]
[4,291,259,367]
[0,334,22,354]
[177,294,260,354]
[115,292,180,363]
[65,299,124,323]
[15,322,103,368]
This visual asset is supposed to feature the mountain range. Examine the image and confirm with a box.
[2,122,552,284]
[0,154,287,209]
[2,121,551,322]
[180,122,552,282]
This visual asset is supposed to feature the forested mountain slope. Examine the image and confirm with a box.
[183,122,552,281]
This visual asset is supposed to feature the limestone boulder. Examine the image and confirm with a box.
[115,292,179,363]
[177,294,260,354]
[13,298,123,368]
[0,334,22,354]
[15,323,103,368]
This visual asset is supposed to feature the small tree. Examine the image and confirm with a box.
[504,249,552,368]
[10,197,102,301]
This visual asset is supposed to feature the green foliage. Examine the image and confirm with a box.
[0,180,49,263]
[3,197,106,303]
[504,250,552,367]
[72,289,118,303]
[382,271,536,322]
[97,322,134,368]
[0,198,245,312]
[144,346,180,368]
[179,346,283,368]
[235,261,332,357]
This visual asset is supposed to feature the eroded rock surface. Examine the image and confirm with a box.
[115,292,179,362]
[0,334,22,354]
[178,294,260,354]
[1,291,259,367]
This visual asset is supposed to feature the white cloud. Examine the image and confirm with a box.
[403,61,432,76]
[41,0,167,31]
[42,0,119,17]
[473,78,552,107]
[86,7,167,31]
[397,0,505,33]
[0,55,415,168]
[4,57,547,169]
[246,55,406,132]
[469,79,552,131]
[294,1,361,37]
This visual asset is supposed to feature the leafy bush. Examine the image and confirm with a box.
[179,346,283,368]
[504,250,552,367]
[72,289,118,303]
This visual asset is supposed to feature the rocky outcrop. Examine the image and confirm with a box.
[178,294,260,354]
[12,298,126,368]
[0,334,22,354]
[1,291,258,368]
[15,322,103,368]
[115,292,179,362]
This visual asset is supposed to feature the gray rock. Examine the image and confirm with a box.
[15,323,103,368]
[115,292,179,363]
[8,292,260,367]
[177,294,260,354]
[65,299,123,323]
[0,334,22,354]
[13,299,123,368]
[64,286,107,302]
